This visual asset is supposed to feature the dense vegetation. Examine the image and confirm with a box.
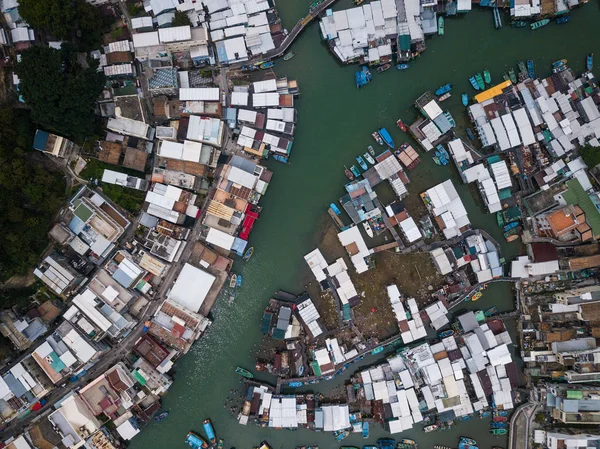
[15,46,105,142]
[580,145,600,169]
[172,10,192,27]
[18,0,107,50]
[0,107,66,281]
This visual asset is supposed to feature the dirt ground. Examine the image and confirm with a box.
[316,220,445,341]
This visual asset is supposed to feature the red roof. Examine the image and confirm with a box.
[239,208,259,240]
[171,323,185,338]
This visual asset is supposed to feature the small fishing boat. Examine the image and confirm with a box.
[493,6,502,28]
[462,93,468,106]
[483,69,491,84]
[202,419,216,445]
[511,20,528,27]
[505,234,519,243]
[493,416,508,422]
[378,128,395,148]
[484,306,498,317]
[475,73,485,90]
[363,221,374,238]
[438,329,454,338]
[435,83,453,96]
[527,59,535,79]
[330,203,342,215]
[472,291,482,301]
[490,422,508,429]
[236,274,242,287]
[438,16,444,35]
[367,145,375,156]
[508,68,517,83]
[356,155,369,171]
[399,439,417,447]
[553,58,567,68]
[424,423,440,432]
[503,73,510,81]
[372,131,384,145]
[495,410,509,417]
[432,155,441,166]
[235,367,254,378]
[480,411,492,418]
[344,166,355,181]
[273,154,289,164]
[356,66,372,88]
[434,144,449,166]
[438,92,451,102]
[517,60,527,74]
[503,221,519,232]
[371,346,384,355]
[587,53,593,71]
[466,128,475,140]
[469,76,480,90]
[288,381,303,387]
[496,211,505,227]
[556,15,570,24]
[396,119,408,132]
[283,51,296,61]
[460,437,477,446]
[240,64,258,72]
[377,63,391,73]
[229,274,237,288]
[377,439,396,449]
[363,152,375,165]
[334,430,350,441]
[504,226,522,240]
[362,421,369,438]
[186,431,209,449]
[350,165,361,178]
[217,439,224,449]
[259,61,275,69]
[155,411,169,421]
[243,247,254,261]
[396,63,409,70]
[530,18,549,30]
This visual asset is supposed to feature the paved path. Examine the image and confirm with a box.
[509,402,537,449]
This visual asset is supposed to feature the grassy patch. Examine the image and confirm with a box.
[99,184,145,213]
[80,158,145,181]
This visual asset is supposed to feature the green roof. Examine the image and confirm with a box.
[133,369,147,386]
[311,361,321,377]
[74,203,93,222]
[566,390,583,399]
[562,179,600,236]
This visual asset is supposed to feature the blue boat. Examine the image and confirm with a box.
[490,422,507,428]
[435,144,449,166]
[438,329,454,338]
[288,381,303,387]
[259,61,274,69]
[556,15,570,24]
[362,421,369,438]
[272,154,289,164]
[350,165,361,178]
[202,419,216,444]
[371,346,384,355]
[587,53,593,71]
[356,155,369,171]
[236,274,242,287]
[480,411,492,418]
[377,127,395,148]
[396,63,409,70]
[355,65,372,88]
[334,430,349,441]
[330,203,342,215]
[469,76,480,90]
[377,439,396,449]
[186,431,209,449]
[155,411,169,421]
[466,128,475,140]
[435,83,453,96]
[503,221,519,232]
[462,93,468,106]
[527,59,535,79]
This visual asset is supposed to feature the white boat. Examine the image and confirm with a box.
[363,221,374,238]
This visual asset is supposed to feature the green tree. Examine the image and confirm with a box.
[580,145,600,169]
[15,46,104,142]
[171,10,192,27]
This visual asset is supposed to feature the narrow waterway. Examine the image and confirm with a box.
[130,5,600,449]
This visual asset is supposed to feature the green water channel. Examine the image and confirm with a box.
[130,4,600,449]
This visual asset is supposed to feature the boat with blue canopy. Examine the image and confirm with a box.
[377,128,395,148]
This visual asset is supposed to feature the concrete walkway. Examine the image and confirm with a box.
[509,402,537,449]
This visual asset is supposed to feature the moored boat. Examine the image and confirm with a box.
[259,61,275,69]
[472,291,482,301]
[503,221,520,232]
[235,367,254,378]
[283,51,296,61]
[288,381,303,387]
[424,423,440,432]
[363,221,374,238]
[435,83,453,96]
[460,437,477,446]
[363,152,375,165]
[504,226,522,240]
[484,306,498,317]
[330,203,342,215]
[496,211,505,227]
[493,6,502,28]
[508,68,517,83]
[229,274,237,288]
[511,20,528,27]
[396,63,409,70]
[587,53,593,71]
[243,246,254,261]
[362,421,369,438]
[377,439,396,449]
[466,128,475,140]
[372,131,384,145]
[377,63,391,73]
[344,166,355,181]
[155,411,169,421]
[438,16,444,35]
[483,69,491,84]
[469,76,479,90]
[462,93,468,106]
[556,15,570,24]
[367,145,375,156]
[475,73,485,90]
[240,64,258,72]
[334,430,350,441]
[438,329,454,338]
[217,439,224,449]
[202,419,216,444]
[236,274,242,287]
[350,165,361,178]
[493,415,508,422]
[356,66,372,89]
[438,92,451,102]
[517,60,527,74]
[490,428,507,435]
[434,144,449,166]
[378,128,395,148]
[530,18,549,29]
[527,59,535,79]
[356,155,369,171]
[371,345,384,355]
[553,58,567,68]
[396,119,407,132]
[186,431,209,449]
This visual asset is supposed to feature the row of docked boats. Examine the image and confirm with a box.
[432,144,449,166]
[355,61,411,88]
[186,419,221,449]
[344,144,377,181]
[338,438,417,449]
[240,61,275,72]
[468,71,488,91]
